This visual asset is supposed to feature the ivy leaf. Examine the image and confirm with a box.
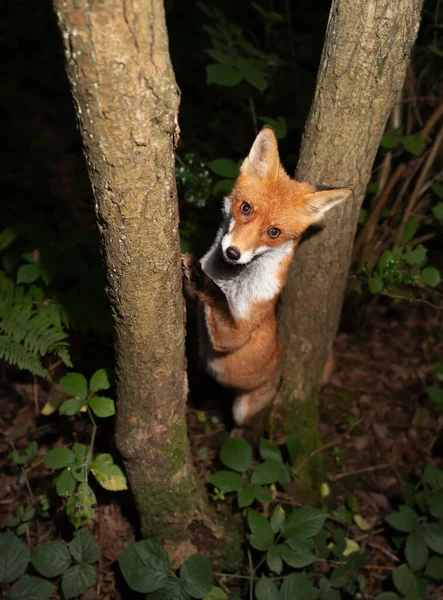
[385,506,419,532]
[60,373,88,400]
[255,575,279,600]
[283,507,327,539]
[69,528,100,564]
[31,541,71,577]
[247,509,274,551]
[89,368,112,393]
[405,531,428,571]
[91,454,127,491]
[220,438,252,472]
[118,540,169,593]
[250,460,283,485]
[59,397,84,416]
[9,576,56,600]
[43,447,76,470]
[207,471,244,493]
[259,439,283,463]
[62,563,96,600]
[88,396,115,418]
[207,159,240,178]
[0,530,30,582]
[180,554,212,598]
[206,64,242,87]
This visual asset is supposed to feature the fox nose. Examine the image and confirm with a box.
[226,246,241,261]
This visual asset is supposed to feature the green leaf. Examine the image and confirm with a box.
[378,251,394,272]
[266,547,283,574]
[0,227,18,251]
[283,507,327,539]
[62,563,96,600]
[21,509,34,522]
[206,64,242,86]
[270,505,285,534]
[405,531,428,571]
[180,554,212,598]
[241,67,267,92]
[259,439,282,463]
[400,217,420,245]
[212,179,234,196]
[204,49,234,66]
[286,435,302,465]
[219,438,252,472]
[145,578,190,599]
[432,201,443,221]
[17,263,41,284]
[427,386,443,411]
[403,135,427,156]
[420,266,441,287]
[393,564,418,596]
[88,396,115,417]
[6,517,20,528]
[89,368,112,393]
[59,397,84,416]
[433,183,443,199]
[237,486,256,508]
[259,117,287,140]
[250,460,283,485]
[60,373,88,400]
[380,134,399,149]
[16,523,29,536]
[405,244,427,266]
[422,463,443,490]
[345,492,360,513]
[279,542,316,568]
[421,523,443,554]
[247,509,274,551]
[66,482,96,529]
[208,470,244,493]
[43,447,76,470]
[118,540,169,594]
[207,159,239,178]
[375,594,401,600]
[253,485,272,504]
[255,575,279,600]
[31,541,71,577]
[91,453,127,491]
[428,490,443,518]
[203,587,228,600]
[385,506,419,533]
[280,573,314,600]
[424,555,443,579]
[369,275,384,293]
[9,576,56,600]
[0,530,30,582]
[69,528,100,564]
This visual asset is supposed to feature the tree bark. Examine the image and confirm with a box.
[275,0,423,480]
[53,0,238,565]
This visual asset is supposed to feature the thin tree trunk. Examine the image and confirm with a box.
[275,0,423,484]
[53,0,238,565]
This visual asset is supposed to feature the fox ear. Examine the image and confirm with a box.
[302,186,352,223]
[241,127,280,181]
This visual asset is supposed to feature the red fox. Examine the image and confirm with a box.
[182,127,352,426]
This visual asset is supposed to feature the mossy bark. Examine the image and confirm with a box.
[53,0,241,565]
[275,0,423,480]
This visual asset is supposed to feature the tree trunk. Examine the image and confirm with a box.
[275,0,423,483]
[53,0,238,565]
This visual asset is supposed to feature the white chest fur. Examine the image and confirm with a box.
[201,231,294,319]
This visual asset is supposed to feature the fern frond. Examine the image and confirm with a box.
[0,335,49,377]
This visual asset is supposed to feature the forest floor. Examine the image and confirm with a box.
[1,300,442,599]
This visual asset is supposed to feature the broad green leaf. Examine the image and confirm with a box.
[88,396,115,418]
[247,509,274,551]
[270,505,285,534]
[255,575,279,600]
[421,266,441,287]
[203,587,227,600]
[253,485,272,504]
[31,541,71,577]
[118,539,169,593]
[89,368,112,393]
[0,530,30,582]
[145,578,190,599]
[422,463,443,490]
[62,563,96,600]
[0,227,18,251]
[237,486,255,508]
[421,523,443,554]
[345,492,360,513]
[403,135,427,156]
[207,159,239,178]
[250,460,283,485]
[69,528,100,564]
[241,67,267,92]
[432,201,443,221]
[259,117,287,140]
[385,506,419,533]
[378,251,394,272]
[266,547,283,574]
[220,438,252,472]
[59,397,84,416]
[66,483,96,529]
[400,217,420,244]
[91,453,127,491]
[375,594,401,600]
[60,373,88,400]
[43,447,76,470]
[6,517,20,528]
[9,576,55,600]
[17,263,41,284]
[405,244,427,266]
[206,64,242,86]
[21,509,34,522]
[213,179,234,196]
[405,531,428,571]
[283,507,327,539]
[16,523,29,536]
[369,275,384,293]
[286,434,302,465]
[280,573,314,600]
[204,49,234,66]
[424,555,443,579]
[180,554,212,598]
[279,543,316,568]
[380,134,399,149]
[393,564,418,596]
[259,439,282,463]
[207,471,244,493]
[428,490,443,518]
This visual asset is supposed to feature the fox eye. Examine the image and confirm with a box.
[240,202,251,215]
[268,227,280,239]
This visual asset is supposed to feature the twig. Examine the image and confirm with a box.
[382,291,443,311]
[248,550,254,600]
[367,542,400,563]
[420,101,443,140]
[364,565,396,571]
[328,463,392,481]
[354,527,385,542]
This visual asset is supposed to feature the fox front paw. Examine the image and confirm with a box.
[181,253,205,292]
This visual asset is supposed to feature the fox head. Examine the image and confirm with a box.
[220,127,352,265]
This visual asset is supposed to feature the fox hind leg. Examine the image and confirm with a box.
[232,379,278,426]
